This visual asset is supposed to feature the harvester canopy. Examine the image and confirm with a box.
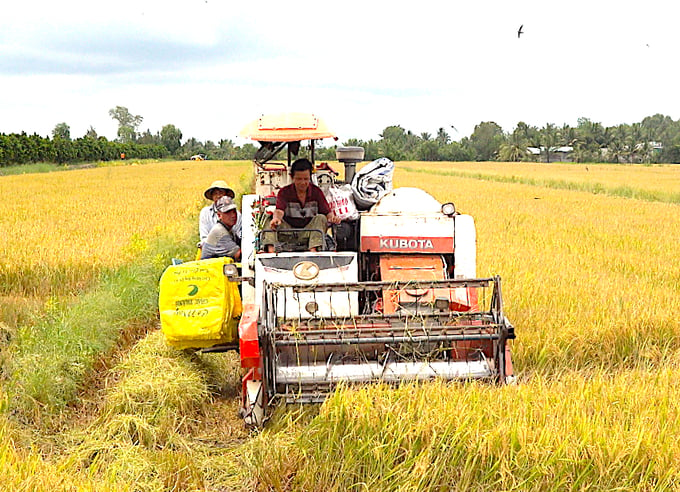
[239,112,336,142]
[239,112,337,168]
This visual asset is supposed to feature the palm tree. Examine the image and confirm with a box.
[436,127,450,146]
[540,123,559,163]
[498,132,528,162]
[626,123,643,163]
[560,124,577,147]
[576,117,608,156]
[607,139,624,163]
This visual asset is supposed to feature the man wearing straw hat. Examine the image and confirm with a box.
[199,180,242,248]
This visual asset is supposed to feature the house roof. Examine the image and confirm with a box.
[526,146,573,154]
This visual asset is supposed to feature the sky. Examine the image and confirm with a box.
[1,0,678,146]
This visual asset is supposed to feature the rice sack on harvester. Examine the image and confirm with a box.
[159,257,242,350]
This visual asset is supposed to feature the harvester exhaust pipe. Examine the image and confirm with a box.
[335,146,365,184]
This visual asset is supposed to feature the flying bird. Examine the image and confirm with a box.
[517,24,524,38]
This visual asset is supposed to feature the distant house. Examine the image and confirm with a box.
[552,146,573,162]
[638,141,663,154]
[526,146,573,162]
[600,142,663,163]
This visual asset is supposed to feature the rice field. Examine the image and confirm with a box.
[401,161,680,203]
[1,159,679,490]
[393,165,680,374]
[0,160,251,297]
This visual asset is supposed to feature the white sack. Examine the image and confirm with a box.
[351,157,394,210]
[325,184,359,221]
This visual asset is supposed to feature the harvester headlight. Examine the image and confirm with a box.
[305,301,319,315]
[434,297,450,311]
[223,263,239,278]
[441,202,456,216]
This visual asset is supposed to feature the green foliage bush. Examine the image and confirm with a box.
[0,132,168,167]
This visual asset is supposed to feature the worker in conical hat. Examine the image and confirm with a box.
[201,196,242,261]
[199,180,241,248]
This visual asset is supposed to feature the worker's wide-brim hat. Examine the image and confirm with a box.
[204,180,234,200]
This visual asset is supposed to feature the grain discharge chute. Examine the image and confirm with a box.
[159,113,516,427]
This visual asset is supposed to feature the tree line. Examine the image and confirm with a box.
[340,114,680,164]
[0,132,168,167]
[3,107,680,167]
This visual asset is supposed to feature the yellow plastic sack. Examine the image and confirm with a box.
[159,257,242,349]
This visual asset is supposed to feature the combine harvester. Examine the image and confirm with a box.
[159,113,515,427]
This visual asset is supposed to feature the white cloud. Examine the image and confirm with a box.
[1,0,680,144]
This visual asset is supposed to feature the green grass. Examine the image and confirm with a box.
[3,230,197,421]
[0,159,175,176]
[0,162,69,175]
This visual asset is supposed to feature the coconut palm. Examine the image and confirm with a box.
[539,123,559,163]
[498,132,528,162]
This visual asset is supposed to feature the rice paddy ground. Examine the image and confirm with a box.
[1,160,679,491]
